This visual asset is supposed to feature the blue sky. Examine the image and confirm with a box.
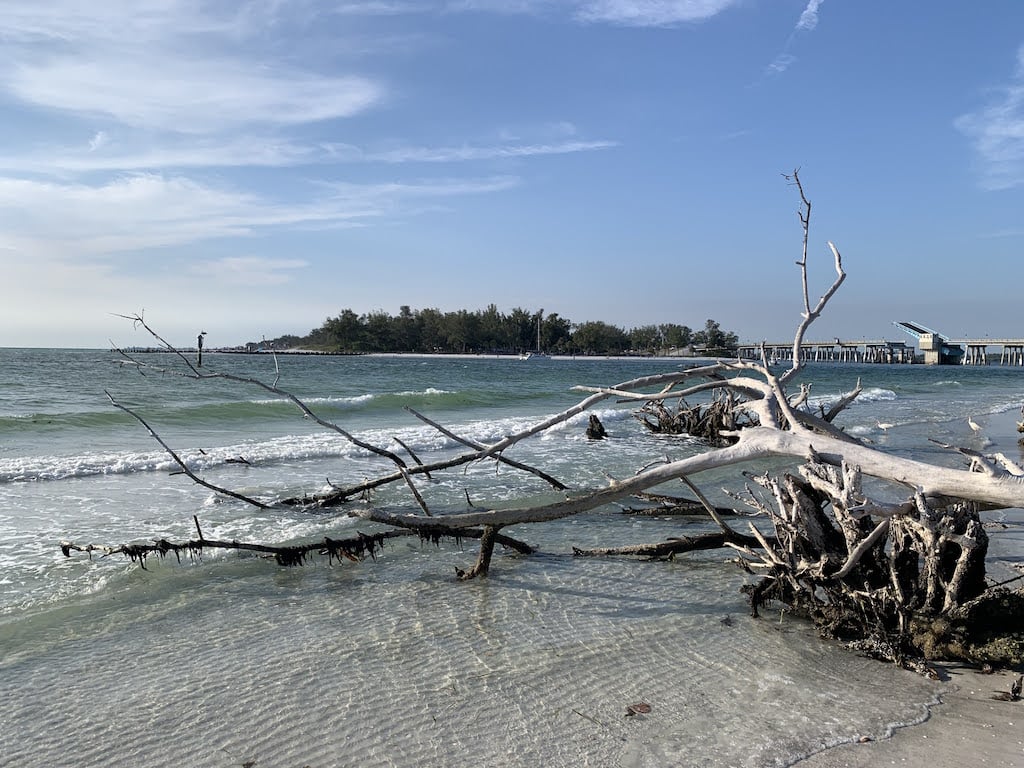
[2,1,1023,349]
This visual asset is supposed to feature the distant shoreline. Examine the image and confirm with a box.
[115,347,701,362]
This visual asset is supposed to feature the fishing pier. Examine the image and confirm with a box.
[737,322,1024,366]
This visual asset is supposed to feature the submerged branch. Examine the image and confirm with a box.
[60,528,408,568]
[59,517,535,569]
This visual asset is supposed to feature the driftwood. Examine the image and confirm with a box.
[61,516,407,568]
[61,514,534,570]
[619,491,741,518]
[586,414,607,440]
[636,388,758,445]
[61,171,1024,666]
[573,530,764,559]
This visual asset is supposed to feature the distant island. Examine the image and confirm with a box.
[239,305,739,358]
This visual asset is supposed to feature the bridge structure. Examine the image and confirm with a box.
[737,323,1024,366]
[735,339,915,364]
[892,321,1024,366]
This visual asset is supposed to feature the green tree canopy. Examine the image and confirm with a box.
[260,306,738,356]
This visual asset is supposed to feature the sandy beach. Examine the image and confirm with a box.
[796,664,1024,767]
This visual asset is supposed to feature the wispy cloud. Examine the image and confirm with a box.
[0,1,385,134]
[328,139,618,163]
[189,256,311,287]
[574,0,741,26]
[0,135,613,176]
[956,78,1024,190]
[0,174,269,256]
[766,0,826,75]
[767,53,796,75]
[0,173,520,259]
[332,1,427,15]
[0,137,320,175]
[448,0,739,26]
[6,57,382,134]
[319,176,521,203]
[87,131,108,152]
[795,0,824,31]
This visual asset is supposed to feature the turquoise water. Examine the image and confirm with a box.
[2,349,1024,766]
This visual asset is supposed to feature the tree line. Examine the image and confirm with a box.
[261,305,739,356]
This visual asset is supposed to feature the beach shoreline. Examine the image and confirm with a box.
[799,405,1024,767]
[794,663,1024,767]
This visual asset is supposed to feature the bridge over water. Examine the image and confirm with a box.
[892,321,1024,365]
[737,322,1024,366]
[736,340,915,364]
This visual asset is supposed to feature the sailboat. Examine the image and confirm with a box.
[520,311,550,360]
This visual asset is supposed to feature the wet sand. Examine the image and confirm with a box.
[796,664,1024,767]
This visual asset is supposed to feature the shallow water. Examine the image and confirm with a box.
[0,536,942,768]
[2,350,1024,766]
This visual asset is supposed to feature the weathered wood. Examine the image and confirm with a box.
[619,492,739,518]
[60,528,407,568]
[456,524,501,580]
[60,518,535,568]
[573,529,764,558]
[586,414,607,440]
[635,388,757,445]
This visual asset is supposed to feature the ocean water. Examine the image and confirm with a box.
[2,348,1024,767]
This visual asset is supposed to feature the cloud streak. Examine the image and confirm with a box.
[573,0,740,26]
[7,57,383,134]
[448,0,739,26]
[1,1,385,134]
[0,135,614,176]
[0,173,520,259]
[796,0,824,31]
[955,49,1024,190]
[327,139,618,163]
[189,256,311,287]
[766,0,826,75]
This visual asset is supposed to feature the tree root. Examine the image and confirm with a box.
[636,388,758,445]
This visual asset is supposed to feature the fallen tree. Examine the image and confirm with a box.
[61,171,1024,667]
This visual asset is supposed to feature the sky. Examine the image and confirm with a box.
[3,1,1024,349]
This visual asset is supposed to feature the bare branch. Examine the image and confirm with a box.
[399,467,433,516]
[404,406,567,490]
[60,527,408,568]
[105,390,271,509]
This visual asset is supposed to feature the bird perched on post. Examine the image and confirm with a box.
[197,331,207,368]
